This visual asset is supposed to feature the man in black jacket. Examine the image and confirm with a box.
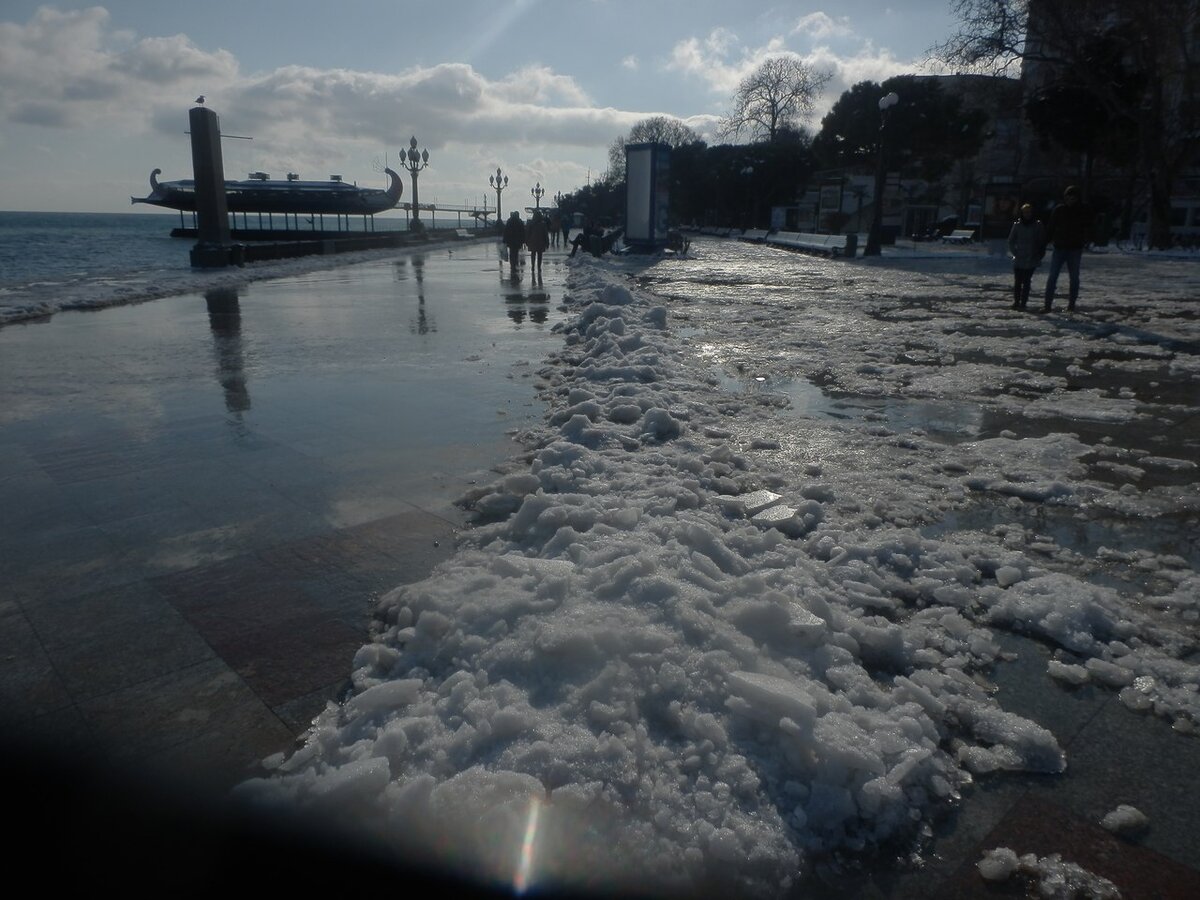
[1043,185,1090,312]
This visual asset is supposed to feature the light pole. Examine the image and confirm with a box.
[402,135,430,229]
[864,91,899,257]
[531,181,545,211]
[489,167,508,224]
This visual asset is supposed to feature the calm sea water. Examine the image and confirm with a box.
[0,210,489,290]
[0,211,191,290]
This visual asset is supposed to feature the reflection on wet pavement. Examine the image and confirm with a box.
[0,238,568,788]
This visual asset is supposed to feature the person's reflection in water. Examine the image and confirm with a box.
[504,290,552,327]
[204,287,250,414]
[408,254,435,335]
[528,290,549,324]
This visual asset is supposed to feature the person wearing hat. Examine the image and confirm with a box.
[1042,185,1090,312]
[1007,202,1046,311]
[502,209,526,276]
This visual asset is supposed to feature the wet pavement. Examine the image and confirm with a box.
[0,238,566,791]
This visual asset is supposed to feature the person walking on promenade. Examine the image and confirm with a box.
[560,215,571,250]
[1043,185,1090,312]
[502,210,526,276]
[1007,203,1046,311]
[549,210,562,248]
[526,210,549,278]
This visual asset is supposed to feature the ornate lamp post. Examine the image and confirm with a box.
[402,136,430,229]
[489,167,508,223]
[864,92,899,257]
[531,181,545,211]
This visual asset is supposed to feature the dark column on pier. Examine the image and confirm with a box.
[188,105,238,268]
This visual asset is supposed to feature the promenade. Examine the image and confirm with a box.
[0,237,565,792]
[2,234,1198,897]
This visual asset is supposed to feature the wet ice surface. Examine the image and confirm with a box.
[238,238,1199,897]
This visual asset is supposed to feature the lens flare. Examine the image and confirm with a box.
[513,795,542,895]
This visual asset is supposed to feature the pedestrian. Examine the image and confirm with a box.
[502,210,525,276]
[549,211,562,248]
[560,215,571,250]
[1006,203,1046,311]
[568,220,600,258]
[526,209,549,278]
[1043,185,1090,312]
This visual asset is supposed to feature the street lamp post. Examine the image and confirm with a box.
[402,136,430,229]
[864,91,899,257]
[489,167,508,224]
[531,181,545,211]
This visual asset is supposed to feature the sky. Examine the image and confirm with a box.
[0,1,959,214]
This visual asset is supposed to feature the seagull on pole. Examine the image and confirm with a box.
[194,95,206,105]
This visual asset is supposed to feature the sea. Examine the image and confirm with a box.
[0,210,492,327]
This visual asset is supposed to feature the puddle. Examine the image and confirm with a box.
[713,367,985,444]
[923,500,1200,596]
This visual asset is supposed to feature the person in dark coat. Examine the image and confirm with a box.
[525,210,549,277]
[560,215,571,249]
[1006,203,1046,311]
[502,210,526,275]
[1042,185,1090,312]
[548,211,562,248]
[568,220,601,257]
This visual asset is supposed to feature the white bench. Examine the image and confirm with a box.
[455,228,475,239]
[738,229,770,243]
[941,229,976,244]
[766,231,852,257]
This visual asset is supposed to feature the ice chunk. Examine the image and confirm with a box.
[1084,657,1134,688]
[719,489,782,517]
[1100,804,1148,835]
[995,565,1023,588]
[977,847,1019,881]
[788,602,826,640]
[1047,660,1090,686]
[726,670,817,730]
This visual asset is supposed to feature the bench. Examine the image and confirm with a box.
[455,228,475,239]
[766,231,852,257]
[738,229,770,243]
[941,229,976,244]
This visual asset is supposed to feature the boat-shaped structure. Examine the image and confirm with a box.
[132,167,403,215]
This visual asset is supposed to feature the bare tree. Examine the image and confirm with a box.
[718,56,832,143]
[605,116,702,182]
[932,0,1200,248]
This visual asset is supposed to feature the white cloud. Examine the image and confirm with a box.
[664,26,916,122]
[0,7,630,157]
[0,7,238,129]
[621,55,638,70]
[792,12,854,41]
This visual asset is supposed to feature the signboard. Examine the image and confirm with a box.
[625,143,670,249]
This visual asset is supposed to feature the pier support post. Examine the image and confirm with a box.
[188,105,237,268]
